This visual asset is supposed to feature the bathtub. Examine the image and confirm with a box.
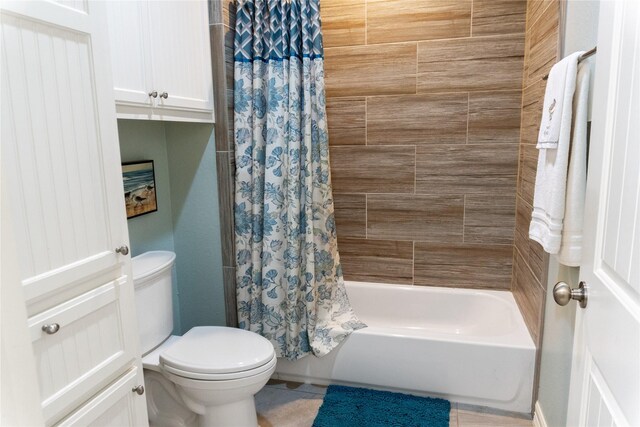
[274,281,536,414]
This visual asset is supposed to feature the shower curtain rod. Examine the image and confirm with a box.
[542,46,597,80]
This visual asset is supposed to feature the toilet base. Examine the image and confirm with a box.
[162,356,276,427]
[143,370,198,427]
[199,397,258,427]
[143,369,264,427]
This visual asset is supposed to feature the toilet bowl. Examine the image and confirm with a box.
[132,251,276,427]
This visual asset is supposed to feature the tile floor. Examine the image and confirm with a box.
[255,380,533,427]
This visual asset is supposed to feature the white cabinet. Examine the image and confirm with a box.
[1,1,148,426]
[57,368,148,427]
[106,0,214,122]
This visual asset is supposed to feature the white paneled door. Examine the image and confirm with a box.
[1,1,147,425]
[566,0,640,425]
[1,0,128,306]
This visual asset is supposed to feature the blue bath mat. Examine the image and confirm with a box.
[313,385,450,427]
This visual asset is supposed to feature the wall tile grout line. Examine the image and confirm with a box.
[365,96,368,145]
[365,193,368,239]
[514,245,546,293]
[415,41,418,95]
[462,194,466,244]
[325,33,527,51]
[527,1,558,34]
[412,240,415,285]
[413,145,417,196]
[364,0,368,46]
[470,0,474,38]
[466,92,470,144]
[326,88,525,102]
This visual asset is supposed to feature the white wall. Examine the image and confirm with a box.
[536,1,599,426]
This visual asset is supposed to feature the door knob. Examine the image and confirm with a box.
[42,323,60,334]
[132,385,145,395]
[553,281,588,308]
[159,91,168,99]
[115,245,129,256]
[148,90,158,98]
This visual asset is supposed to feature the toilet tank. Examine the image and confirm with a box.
[131,251,176,355]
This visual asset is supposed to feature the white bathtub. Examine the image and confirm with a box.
[275,281,536,414]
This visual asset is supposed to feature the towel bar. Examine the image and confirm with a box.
[542,47,597,80]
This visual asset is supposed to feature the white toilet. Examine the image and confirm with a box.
[132,251,276,427]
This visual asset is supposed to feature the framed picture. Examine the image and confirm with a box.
[122,160,158,219]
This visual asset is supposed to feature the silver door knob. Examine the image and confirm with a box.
[132,385,145,395]
[42,323,60,334]
[115,245,129,256]
[553,281,588,308]
[148,90,158,98]
[159,91,168,99]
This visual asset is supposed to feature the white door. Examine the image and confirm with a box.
[566,0,640,425]
[1,0,147,424]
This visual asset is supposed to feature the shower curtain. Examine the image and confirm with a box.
[233,0,365,360]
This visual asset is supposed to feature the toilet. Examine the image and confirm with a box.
[132,251,276,427]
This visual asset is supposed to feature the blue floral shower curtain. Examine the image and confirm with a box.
[233,0,365,360]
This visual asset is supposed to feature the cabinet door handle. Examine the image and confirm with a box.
[159,91,168,99]
[115,245,129,256]
[42,323,60,334]
[148,90,158,98]
[132,385,145,395]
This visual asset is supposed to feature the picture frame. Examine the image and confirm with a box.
[122,160,158,219]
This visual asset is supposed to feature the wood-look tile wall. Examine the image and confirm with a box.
[210,0,237,327]
[512,0,559,351]
[322,0,526,289]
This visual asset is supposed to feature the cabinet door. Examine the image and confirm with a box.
[148,0,214,114]
[29,278,138,425]
[57,368,148,427]
[1,1,131,308]
[105,1,154,109]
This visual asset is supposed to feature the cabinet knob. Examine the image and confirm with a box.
[159,91,168,99]
[115,245,129,256]
[42,323,60,335]
[148,90,158,98]
[132,385,145,395]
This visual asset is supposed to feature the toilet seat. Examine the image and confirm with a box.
[163,355,277,381]
[159,326,276,381]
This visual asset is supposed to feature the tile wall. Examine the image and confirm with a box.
[322,0,527,288]
[210,0,237,326]
[512,0,560,400]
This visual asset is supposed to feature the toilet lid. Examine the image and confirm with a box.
[159,326,276,376]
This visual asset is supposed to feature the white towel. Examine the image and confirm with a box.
[529,53,586,254]
[537,51,584,149]
[557,63,590,266]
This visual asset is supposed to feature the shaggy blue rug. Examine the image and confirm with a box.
[312,385,450,427]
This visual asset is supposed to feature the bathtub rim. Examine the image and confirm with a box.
[343,280,536,350]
